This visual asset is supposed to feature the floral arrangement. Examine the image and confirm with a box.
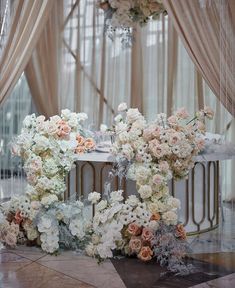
[98,0,166,28]
[0,196,89,253]
[11,109,95,203]
[98,0,166,46]
[84,103,213,272]
[86,190,192,273]
[0,110,95,253]
[111,103,213,195]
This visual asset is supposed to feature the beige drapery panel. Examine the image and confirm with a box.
[0,0,55,106]
[25,0,62,118]
[162,0,235,116]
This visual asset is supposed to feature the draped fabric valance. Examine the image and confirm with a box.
[0,0,55,106]
[163,0,235,116]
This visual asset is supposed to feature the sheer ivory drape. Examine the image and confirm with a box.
[163,0,235,117]
[25,0,63,118]
[0,0,55,106]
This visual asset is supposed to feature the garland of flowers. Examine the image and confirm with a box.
[85,103,214,273]
[98,0,166,46]
[0,110,95,253]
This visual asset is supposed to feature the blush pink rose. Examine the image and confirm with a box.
[57,120,71,138]
[175,107,189,119]
[84,138,96,151]
[137,246,153,262]
[129,237,142,254]
[75,146,85,154]
[195,138,205,150]
[168,115,178,126]
[141,227,154,242]
[76,135,85,145]
[152,174,164,185]
[127,223,142,236]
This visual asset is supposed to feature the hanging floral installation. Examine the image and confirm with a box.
[98,0,166,46]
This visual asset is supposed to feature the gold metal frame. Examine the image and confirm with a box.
[66,160,220,236]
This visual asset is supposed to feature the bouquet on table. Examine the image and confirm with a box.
[0,110,95,253]
[86,103,213,273]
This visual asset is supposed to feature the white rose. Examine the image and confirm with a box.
[126,108,142,123]
[162,211,178,225]
[88,192,101,204]
[126,195,140,207]
[117,102,127,112]
[138,185,152,199]
[167,197,181,210]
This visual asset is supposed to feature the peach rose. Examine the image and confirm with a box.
[150,213,161,221]
[14,211,24,225]
[129,237,142,254]
[76,134,85,145]
[175,107,189,119]
[57,120,71,138]
[141,227,154,242]
[75,146,85,155]
[127,223,142,236]
[175,224,187,240]
[137,246,153,262]
[168,115,178,126]
[195,138,205,150]
[84,138,95,151]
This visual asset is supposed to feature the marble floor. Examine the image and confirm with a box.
[1,246,235,288]
[1,179,235,287]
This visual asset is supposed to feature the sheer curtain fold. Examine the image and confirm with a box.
[25,0,63,118]
[0,0,56,107]
[162,0,235,116]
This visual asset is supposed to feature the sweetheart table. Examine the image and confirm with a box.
[66,150,235,235]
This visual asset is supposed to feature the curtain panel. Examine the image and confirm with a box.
[162,0,235,116]
[25,0,63,118]
[0,0,55,107]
